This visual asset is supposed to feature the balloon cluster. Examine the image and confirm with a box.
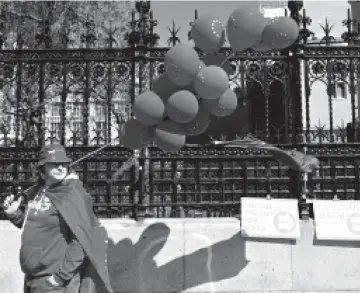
[120,6,299,153]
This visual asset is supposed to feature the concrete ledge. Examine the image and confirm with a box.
[0,219,359,293]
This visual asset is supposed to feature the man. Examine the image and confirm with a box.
[3,144,113,293]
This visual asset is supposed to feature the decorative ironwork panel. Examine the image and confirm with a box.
[304,49,360,144]
[306,144,359,200]
[0,1,359,220]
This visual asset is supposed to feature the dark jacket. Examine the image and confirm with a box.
[17,179,113,293]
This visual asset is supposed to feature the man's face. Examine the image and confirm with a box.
[43,162,69,183]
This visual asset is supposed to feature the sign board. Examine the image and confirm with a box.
[313,200,360,241]
[240,197,301,239]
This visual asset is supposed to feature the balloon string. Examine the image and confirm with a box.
[70,142,113,167]
[219,51,236,67]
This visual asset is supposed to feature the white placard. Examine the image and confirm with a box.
[240,197,301,239]
[313,200,360,241]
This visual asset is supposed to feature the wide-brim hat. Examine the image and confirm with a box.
[38,143,72,166]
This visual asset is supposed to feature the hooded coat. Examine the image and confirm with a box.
[22,178,113,293]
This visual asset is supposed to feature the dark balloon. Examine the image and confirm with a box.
[226,7,265,51]
[204,53,234,75]
[164,44,201,87]
[153,120,186,152]
[166,90,199,124]
[261,16,299,50]
[191,14,226,54]
[202,88,238,117]
[120,119,152,150]
[152,74,180,104]
[195,66,229,100]
[182,103,211,136]
[181,60,206,95]
[132,91,165,126]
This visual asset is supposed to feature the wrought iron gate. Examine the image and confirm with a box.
[0,1,359,220]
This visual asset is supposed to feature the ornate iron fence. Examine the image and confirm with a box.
[0,1,359,220]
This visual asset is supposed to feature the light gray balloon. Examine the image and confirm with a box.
[226,7,265,51]
[166,90,199,124]
[195,66,229,100]
[164,44,201,87]
[191,14,225,54]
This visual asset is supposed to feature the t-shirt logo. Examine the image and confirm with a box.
[29,191,52,215]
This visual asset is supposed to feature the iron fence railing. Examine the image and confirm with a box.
[0,144,359,220]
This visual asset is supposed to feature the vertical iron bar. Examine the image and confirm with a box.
[38,62,45,146]
[148,11,155,90]
[129,164,136,218]
[81,52,91,192]
[349,58,357,141]
[106,28,113,144]
[265,160,272,197]
[15,60,22,146]
[284,67,290,144]
[195,160,201,216]
[355,161,360,200]
[149,156,154,216]
[287,74,293,144]
[160,160,165,217]
[130,10,136,119]
[137,157,145,218]
[107,61,113,144]
[130,56,135,118]
[106,154,112,218]
[13,33,23,196]
[326,60,334,142]
[263,60,269,141]
[331,160,337,199]
[139,58,144,95]
[106,38,113,217]
[291,53,303,143]
[60,63,67,146]
[171,160,178,217]
[343,158,347,200]
[288,3,304,144]
[83,62,90,146]
[219,161,224,203]
[304,59,311,143]
[240,60,247,135]
[81,63,90,189]
[243,161,248,197]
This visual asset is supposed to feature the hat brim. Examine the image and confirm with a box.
[38,157,72,166]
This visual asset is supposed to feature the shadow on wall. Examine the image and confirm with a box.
[106,223,250,293]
